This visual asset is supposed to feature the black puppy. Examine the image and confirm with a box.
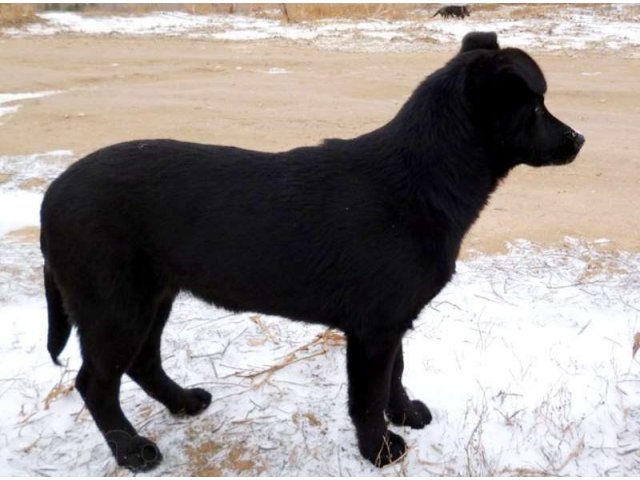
[41,32,584,471]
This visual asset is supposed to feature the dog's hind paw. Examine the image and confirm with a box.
[107,432,163,472]
[387,399,432,429]
[361,430,408,467]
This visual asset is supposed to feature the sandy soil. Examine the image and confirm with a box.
[0,35,638,254]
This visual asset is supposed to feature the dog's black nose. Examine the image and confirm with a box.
[565,130,585,149]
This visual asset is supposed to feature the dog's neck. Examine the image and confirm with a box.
[383,75,510,240]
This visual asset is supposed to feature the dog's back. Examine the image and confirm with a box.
[41,138,434,334]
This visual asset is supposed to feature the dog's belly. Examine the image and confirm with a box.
[167,237,454,333]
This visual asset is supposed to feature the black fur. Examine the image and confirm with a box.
[43,263,70,365]
[460,31,499,53]
[41,32,584,471]
[433,5,470,19]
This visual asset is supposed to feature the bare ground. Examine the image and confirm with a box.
[0,35,638,254]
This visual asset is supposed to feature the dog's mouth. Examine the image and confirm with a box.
[552,150,580,166]
[534,131,585,167]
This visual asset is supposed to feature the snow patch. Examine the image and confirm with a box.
[0,151,73,236]
[0,232,638,475]
[0,105,20,119]
[4,7,639,53]
[0,91,61,121]
[266,67,288,75]
[0,190,43,237]
[0,91,61,105]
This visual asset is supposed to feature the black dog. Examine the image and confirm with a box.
[433,5,470,19]
[41,32,584,471]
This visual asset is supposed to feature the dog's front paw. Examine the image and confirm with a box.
[106,431,163,472]
[387,399,432,429]
[169,387,212,416]
[360,430,407,467]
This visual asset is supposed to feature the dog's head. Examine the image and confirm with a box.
[460,32,585,169]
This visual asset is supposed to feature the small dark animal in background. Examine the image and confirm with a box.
[433,5,470,19]
[41,31,584,471]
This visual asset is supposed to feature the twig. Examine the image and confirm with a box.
[250,315,279,344]
[234,329,344,387]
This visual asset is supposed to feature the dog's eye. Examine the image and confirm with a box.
[534,105,542,114]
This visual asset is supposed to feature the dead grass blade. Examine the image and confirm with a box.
[236,329,344,386]
[0,4,37,28]
[43,365,74,410]
[632,332,640,358]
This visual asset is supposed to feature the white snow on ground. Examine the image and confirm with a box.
[0,151,639,475]
[0,190,42,238]
[0,91,61,124]
[3,6,640,53]
[265,67,288,75]
[0,92,61,106]
[0,152,72,238]
[0,105,20,120]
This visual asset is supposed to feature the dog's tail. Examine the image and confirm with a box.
[44,264,71,365]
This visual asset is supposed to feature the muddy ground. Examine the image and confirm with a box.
[0,35,638,254]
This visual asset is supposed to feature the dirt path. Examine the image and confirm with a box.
[1,36,638,254]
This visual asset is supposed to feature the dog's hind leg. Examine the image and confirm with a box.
[127,292,212,416]
[73,296,163,472]
[385,344,432,429]
[346,332,407,467]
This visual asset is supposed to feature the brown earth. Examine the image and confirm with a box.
[0,35,638,254]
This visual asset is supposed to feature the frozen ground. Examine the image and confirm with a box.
[2,5,640,53]
[0,150,639,475]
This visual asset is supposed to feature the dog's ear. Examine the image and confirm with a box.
[494,48,547,96]
[460,32,499,53]
[465,48,547,114]
[464,48,547,122]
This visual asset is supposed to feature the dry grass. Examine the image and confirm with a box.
[471,4,502,13]
[39,3,436,21]
[184,422,266,475]
[292,411,321,427]
[507,4,557,20]
[0,4,38,28]
[78,3,238,17]
[632,332,640,358]
[280,4,431,22]
[573,245,632,283]
[185,431,224,476]
[503,3,615,20]
[43,368,75,410]
[18,177,47,191]
[235,328,344,386]
[4,226,40,243]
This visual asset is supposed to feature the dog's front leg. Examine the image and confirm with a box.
[346,332,407,467]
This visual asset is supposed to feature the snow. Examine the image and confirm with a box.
[0,91,61,123]
[0,150,639,475]
[0,190,42,237]
[0,91,61,105]
[0,151,72,238]
[265,67,288,75]
[0,105,20,119]
[3,6,639,53]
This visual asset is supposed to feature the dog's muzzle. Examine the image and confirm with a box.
[565,130,585,151]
